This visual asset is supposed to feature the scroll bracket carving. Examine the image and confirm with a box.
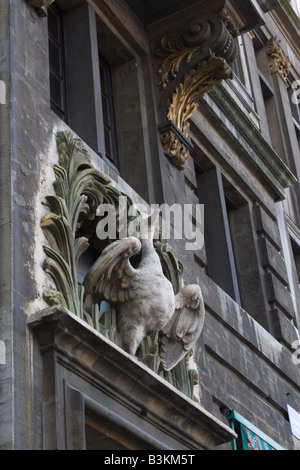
[154,9,238,169]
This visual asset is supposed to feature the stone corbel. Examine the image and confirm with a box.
[26,0,54,17]
[155,9,238,169]
[266,38,291,88]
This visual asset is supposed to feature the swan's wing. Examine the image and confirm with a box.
[83,237,141,304]
[159,284,205,371]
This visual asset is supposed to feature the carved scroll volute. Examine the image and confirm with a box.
[154,9,238,169]
[266,38,291,88]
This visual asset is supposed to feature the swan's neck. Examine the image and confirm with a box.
[139,238,161,270]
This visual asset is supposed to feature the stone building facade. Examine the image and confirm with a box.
[0,0,300,450]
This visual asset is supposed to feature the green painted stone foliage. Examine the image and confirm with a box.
[41,131,111,317]
[41,131,199,401]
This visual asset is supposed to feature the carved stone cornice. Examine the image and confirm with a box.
[26,0,54,17]
[27,306,236,450]
[154,9,238,169]
[266,38,291,88]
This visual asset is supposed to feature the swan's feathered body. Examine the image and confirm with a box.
[83,210,205,370]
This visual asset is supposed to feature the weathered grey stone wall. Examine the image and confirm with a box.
[0,0,13,451]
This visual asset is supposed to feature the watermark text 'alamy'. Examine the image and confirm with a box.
[96,197,204,252]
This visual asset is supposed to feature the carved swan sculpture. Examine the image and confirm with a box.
[83,209,205,370]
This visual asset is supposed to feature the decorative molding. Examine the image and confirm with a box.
[266,38,291,88]
[218,8,239,38]
[41,130,203,400]
[159,121,193,170]
[41,131,111,317]
[155,10,238,90]
[167,56,234,138]
[156,38,200,91]
[154,9,238,169]
[27,305,237,449]
[207,83,297,199]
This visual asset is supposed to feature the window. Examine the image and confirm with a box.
[99,56,119,168]
[96,15,150,200]
[46,3,150,200]
[195,160,266,323]
[48,3,68,121]
[196,164,241,303]
[231,40,245,85]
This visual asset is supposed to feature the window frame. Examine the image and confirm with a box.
[195,164,242,304]
[48,2,68,122]
[99,54,119,169]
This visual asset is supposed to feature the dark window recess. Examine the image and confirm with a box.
[48,3,68,121]
[231,54,245,84]
[99,56,119,168]
[196,165,242,304]
[291,238,300,285]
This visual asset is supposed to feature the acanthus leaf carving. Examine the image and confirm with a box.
[218,8,239,38]
[266,38,291,88]
[155,9,238,90]
[154,9,238,168]
[41,131,203,401]
[41,131,111,317]
[156,36,200,90]
[159,124,192,170]
[167,56,234,137]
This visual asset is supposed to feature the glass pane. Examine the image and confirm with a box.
[49,39,61,76]
[100,64,108,94]
[50,72,63,109]
[104,125,112,160]
[101,95,110,124]
[48,8,60,42]
[48,3,67,122]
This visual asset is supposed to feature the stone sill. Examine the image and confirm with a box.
[27,305,236,450]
